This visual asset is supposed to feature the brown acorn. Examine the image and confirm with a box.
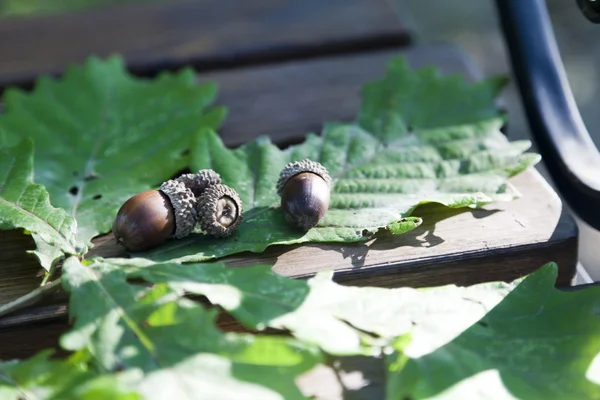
[276,159,331,230]
[112,179,196,251]
[197,183,243,237]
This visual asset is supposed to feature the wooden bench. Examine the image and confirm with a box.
[0,1,583,397]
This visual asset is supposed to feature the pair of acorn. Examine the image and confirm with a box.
[113,159,331,252]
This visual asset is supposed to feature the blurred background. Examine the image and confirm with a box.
[1,0,599,279]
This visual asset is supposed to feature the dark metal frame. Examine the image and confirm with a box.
[497,0,600,230]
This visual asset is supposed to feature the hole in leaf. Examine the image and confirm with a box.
[69,186,79,195]
[361,229,370,237]
[93,194,102,200]
[477,320,489,327]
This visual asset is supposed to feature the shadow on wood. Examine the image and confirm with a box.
[325,205,503,269]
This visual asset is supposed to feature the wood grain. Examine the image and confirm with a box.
[0,231,44,304]
[0,310,68,360]
[0,0,409,89]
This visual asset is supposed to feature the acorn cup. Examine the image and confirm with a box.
[276,159,332,231]
[197,183,243,238]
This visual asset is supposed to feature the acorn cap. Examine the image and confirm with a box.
[159,179,197,239]
[176,169,222,197]
[197,183,243,237]
[276,159,332,196]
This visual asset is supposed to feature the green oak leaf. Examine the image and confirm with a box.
[0,139,81,270]
[101,257,514,356]
[13,257,598,399]
[139,120,537,263]
[102,258,600,398]
[0,56,225,244]
[385,263,600,400]
[135,57,539,263]
[117,257,310,328]
[0,350,138,400]
[359,57,509,144]
[60,257,321,400]
[124,352,304,400]
[138,126,425,262]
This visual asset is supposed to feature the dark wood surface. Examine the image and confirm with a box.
[0,0,409,89]
[0,231,43,303]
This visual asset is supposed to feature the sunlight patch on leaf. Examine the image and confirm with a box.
[0,350,138,399]
[61,257,321,400]
[101,257,514,356]
[385,263,600,400]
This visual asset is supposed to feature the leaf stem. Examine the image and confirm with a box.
[40,255,69,287]
[41,266,55,287]
[0,279,63,318]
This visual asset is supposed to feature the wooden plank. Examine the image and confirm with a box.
[0,312,68,360]
[0,46,578,368]
[0,0,410,88]
[0,231,43,305]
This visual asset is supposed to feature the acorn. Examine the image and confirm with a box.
[197,183,243,237]
[112,179,196,251]
[175,169,221,197]
[276,159,332,230]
